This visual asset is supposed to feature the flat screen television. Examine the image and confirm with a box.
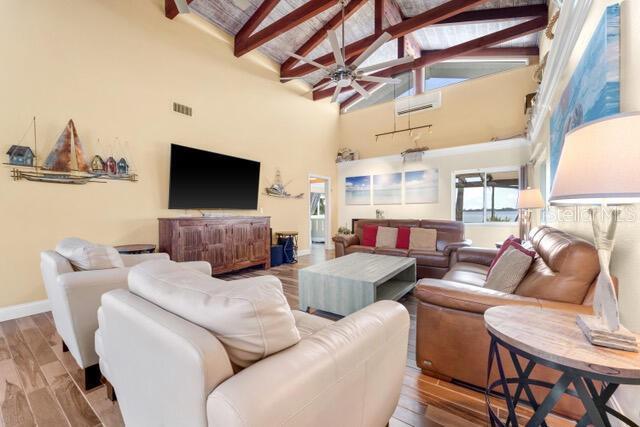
[168,144,261,210]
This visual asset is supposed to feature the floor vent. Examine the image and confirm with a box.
[173,102,192,117]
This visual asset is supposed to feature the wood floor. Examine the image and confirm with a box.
[0,247,574,427]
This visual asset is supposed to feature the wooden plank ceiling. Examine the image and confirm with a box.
[175,0,547,108]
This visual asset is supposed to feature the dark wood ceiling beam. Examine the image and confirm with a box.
[384,0,421,57]
[281,0,368,72]
[235,0,336,57]
[375,0,384,34]
[235,0,281,47]
[165,0,194,19]
[435,4,548,26]
[282,0,493,78]
[329,16,547,106]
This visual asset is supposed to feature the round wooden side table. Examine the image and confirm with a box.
[484,306,640,427]
[114,244,156,254]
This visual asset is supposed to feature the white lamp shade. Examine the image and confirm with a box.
[517,188,545,209]
[550,113,640,205]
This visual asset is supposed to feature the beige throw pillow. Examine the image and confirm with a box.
[409,228,437,251]
[56,237,124,271]
[376,226,399,248]
[484,246,534,293]
[128,260,301,368]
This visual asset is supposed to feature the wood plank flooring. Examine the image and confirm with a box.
[0,247,574,426]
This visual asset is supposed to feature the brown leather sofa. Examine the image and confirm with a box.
[414,226,603,420]
[332,219,470,279]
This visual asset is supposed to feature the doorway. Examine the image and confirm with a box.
[309,175,330,251]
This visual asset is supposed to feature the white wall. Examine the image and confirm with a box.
[337,139,530,247]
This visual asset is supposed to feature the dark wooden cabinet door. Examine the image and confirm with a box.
[204,223,232,273]
[250,222,268,262]
[176,225,205,262]
[232,223,252,265]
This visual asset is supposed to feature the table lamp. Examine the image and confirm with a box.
[550,112,640,352]
[517,187,545,241]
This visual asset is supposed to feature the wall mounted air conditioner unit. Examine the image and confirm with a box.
[395,92,442,116]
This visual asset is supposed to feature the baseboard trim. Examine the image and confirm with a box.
[0,300,50,322]
[298,249,311,256]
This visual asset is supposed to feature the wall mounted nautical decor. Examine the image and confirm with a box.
[9,118,138,185]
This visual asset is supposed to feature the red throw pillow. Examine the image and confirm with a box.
[488,238,535,275]
[361,225,379,247]
[396,227,410,249]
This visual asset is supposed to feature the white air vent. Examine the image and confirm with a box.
[395,92,442,116]
[173,102,192,117]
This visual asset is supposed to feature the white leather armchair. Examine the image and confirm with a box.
[96,287,410,427]
[40,250,210,390]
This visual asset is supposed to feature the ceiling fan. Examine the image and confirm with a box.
[285,0,414,103]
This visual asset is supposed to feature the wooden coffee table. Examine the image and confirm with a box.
[484,306,640,427]
[298,252,416,316]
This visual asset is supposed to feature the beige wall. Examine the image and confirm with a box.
[337,140,530,247]
[339,65,538,159]
[0,0,340,308]
[530,0,640,419]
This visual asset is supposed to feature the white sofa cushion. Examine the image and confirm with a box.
[56,238,124,271]
[128,260,300,368]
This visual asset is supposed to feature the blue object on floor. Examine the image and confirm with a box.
[270,245,284,267]
[277,237,297,263]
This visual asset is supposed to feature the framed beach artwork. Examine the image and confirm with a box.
[345,175,371,205]
[404,169,439,204]
[373,173,402,205]
[550,4,620,184]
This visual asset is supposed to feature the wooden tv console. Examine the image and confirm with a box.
[158,216,270,275]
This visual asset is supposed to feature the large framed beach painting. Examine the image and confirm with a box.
[550,4,620,184]
[373,173,402,205]
[405,169,439,204]
[345,175,371,205]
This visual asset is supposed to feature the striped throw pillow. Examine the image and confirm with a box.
[484,246,533,294]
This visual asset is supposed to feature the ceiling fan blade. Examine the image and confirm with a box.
[285,52,330,71]
[357,75,401,84]
[350,81,371,99]
[357,56,414,74]
[307,80,336,95]
[327,30,346,67]
[330,85,342,103]
[350,32,392,69]
[316,80,336,91]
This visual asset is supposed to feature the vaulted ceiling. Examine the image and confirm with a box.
[166,0,547,110]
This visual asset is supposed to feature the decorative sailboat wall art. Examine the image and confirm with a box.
[9,118,137,185]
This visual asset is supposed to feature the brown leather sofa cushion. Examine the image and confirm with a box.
[374,248,409,257]
[409,250,449,268]
[443,270,486,287]
[515,226,599,304]
[456,247,498,267]
[345,245,375,255]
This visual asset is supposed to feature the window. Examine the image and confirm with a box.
[311,194,326,216]
[454,169,520,224]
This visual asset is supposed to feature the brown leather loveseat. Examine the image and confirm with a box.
[414,226,603,420]
[333,219,470,279]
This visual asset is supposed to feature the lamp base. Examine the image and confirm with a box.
[577,314,638,352]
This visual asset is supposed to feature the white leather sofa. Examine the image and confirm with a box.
[40,250,210,389]
[95,262,410,427]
